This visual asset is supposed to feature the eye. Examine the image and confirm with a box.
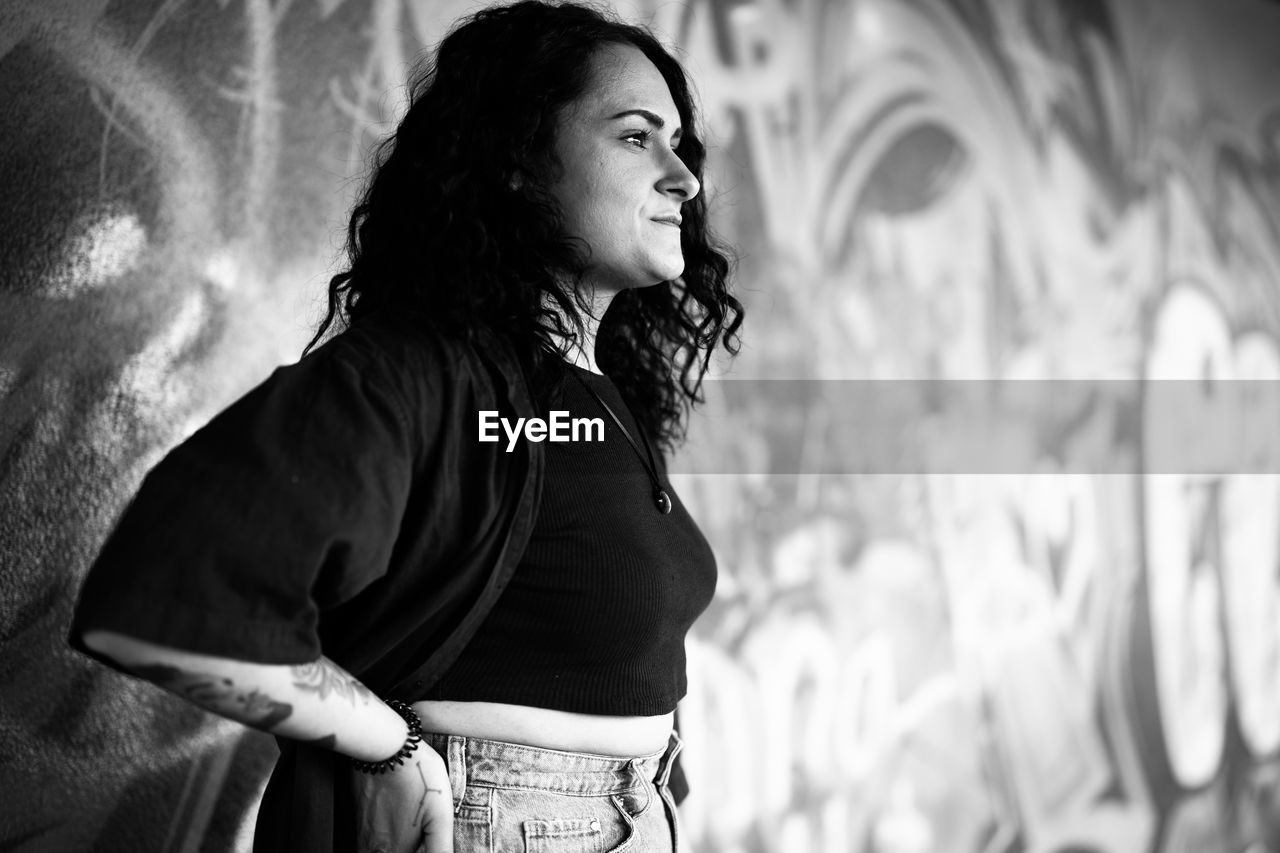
[622,129,652,149]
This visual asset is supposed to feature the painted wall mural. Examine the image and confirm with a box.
[3,0,1280,851]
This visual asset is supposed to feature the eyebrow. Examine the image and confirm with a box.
[607,109,682,139]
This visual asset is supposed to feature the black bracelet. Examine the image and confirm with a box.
[349,699,424,775]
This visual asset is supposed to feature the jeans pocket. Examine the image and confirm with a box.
[599,790,645,853]
[519,790,645,853]
[522,816,606,853]
[611,781,652,822]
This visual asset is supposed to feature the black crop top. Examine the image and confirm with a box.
[425,365,717,714]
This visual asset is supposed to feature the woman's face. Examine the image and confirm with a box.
[546,42,700,294]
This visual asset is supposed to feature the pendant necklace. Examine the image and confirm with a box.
[568,368,672,514]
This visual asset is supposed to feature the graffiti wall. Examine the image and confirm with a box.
[3,0,1280,850]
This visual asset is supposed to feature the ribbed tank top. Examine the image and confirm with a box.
[424,364,717,714]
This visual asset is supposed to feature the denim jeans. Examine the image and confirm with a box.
[422,731,682,853]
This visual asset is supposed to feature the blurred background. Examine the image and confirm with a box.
[3,0,1280,850]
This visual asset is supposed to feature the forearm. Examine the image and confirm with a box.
[81,629,405,762]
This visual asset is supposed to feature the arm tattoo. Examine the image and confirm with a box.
[290,659,375,706]
[131,663,293,729]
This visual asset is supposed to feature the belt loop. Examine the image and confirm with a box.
[655,731,683,789]
[626,755,643,787]
[446,736,467,814]
[627,755,655,815]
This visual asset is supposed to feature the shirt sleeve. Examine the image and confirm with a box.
[69,334,419,666]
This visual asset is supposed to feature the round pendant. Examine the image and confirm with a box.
[655,489,672,514]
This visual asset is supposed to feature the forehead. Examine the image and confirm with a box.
[576,42,680,123]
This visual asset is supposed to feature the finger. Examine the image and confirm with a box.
[363,828,422,853]
[356,829,394,853]
[419,809,453,853]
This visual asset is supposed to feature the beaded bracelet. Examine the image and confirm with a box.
[350,699,424,775]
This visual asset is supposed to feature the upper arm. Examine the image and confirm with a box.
[70,331,440,667]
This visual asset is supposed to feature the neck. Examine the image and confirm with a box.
[546,284,616,375]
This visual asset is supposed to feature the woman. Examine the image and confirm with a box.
[70,1,742,851]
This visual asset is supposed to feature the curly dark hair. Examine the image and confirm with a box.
[309,0,742,452]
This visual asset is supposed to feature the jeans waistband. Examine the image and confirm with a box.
[423,730,683,799]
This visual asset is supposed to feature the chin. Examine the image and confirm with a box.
[605,257,684,290]
[648,260,685,286]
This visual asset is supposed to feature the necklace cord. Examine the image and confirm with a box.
[567,369,671,513]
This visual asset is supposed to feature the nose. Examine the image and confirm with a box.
[659,149,700,202]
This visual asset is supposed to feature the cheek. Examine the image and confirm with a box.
[576,200,615,242]
[555,159,642,250]
[564,175,612,228]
